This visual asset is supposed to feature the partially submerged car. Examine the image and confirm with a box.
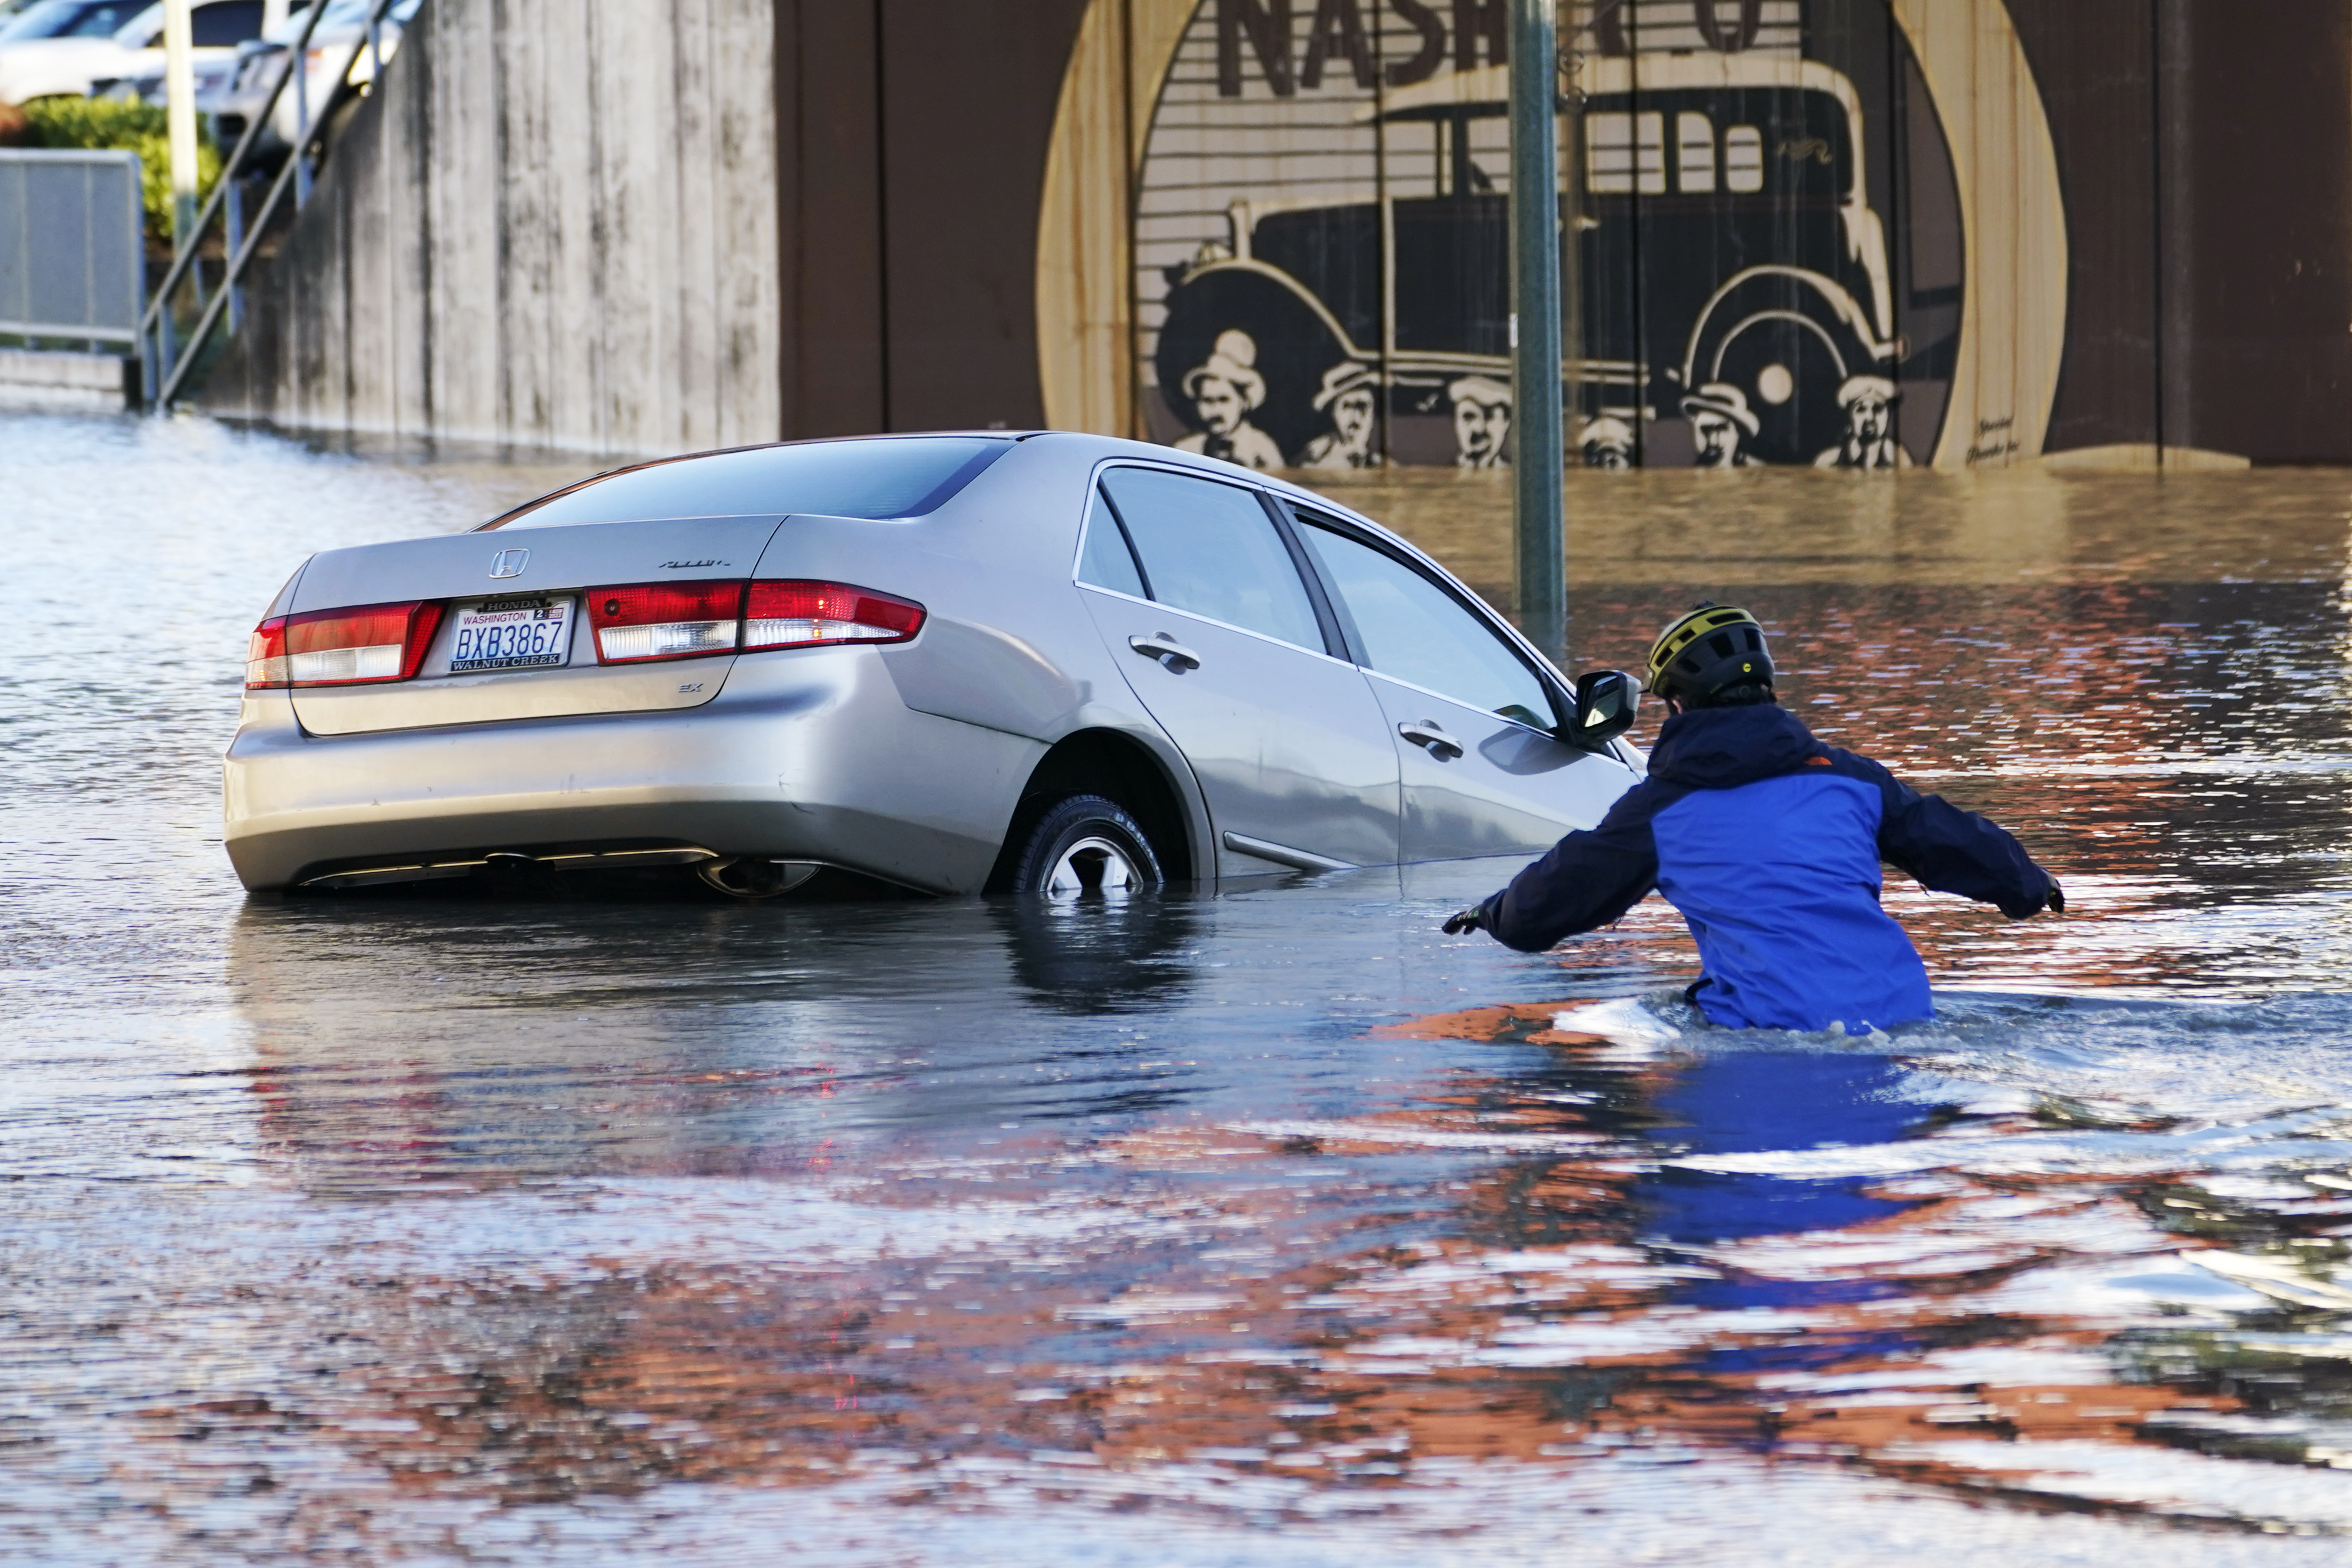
[224,433,1642,899]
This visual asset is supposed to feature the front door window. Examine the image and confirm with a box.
[1293,520,1555,729]
[1290,510,1627,861]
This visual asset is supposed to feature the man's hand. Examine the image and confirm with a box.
[1996,874,2066,921]
[1442,905,1486,935]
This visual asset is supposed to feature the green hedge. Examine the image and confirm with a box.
[19,98,221,242]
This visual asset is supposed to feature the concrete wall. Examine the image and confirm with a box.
[205,0,780,457]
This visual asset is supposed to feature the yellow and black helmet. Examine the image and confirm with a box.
[1645,602,1773,700]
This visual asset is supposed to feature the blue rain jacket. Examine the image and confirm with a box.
[1478,705,2054,1033]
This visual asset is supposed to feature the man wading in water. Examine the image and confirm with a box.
[1443,604,2063,1034]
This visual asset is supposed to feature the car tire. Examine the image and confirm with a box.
[1004,794,1163,897]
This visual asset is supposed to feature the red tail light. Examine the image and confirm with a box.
[245,602,443,689]
[588,581,744,664]
[744,580,925,650]
[245,617,289,687]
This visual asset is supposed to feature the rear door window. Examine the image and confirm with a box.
[1294,518,1557,730]
[1097,467,1322,651]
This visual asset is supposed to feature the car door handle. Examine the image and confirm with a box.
[1398,719,1462,758]
[1128,632,1201,670]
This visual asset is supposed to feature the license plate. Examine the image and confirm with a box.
[449,595,574,672]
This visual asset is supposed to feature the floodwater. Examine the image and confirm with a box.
[10,410,2352,1563]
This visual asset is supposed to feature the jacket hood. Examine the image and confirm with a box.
[1646,703,1826,790]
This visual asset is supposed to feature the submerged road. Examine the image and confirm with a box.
[10,411,2352,1562]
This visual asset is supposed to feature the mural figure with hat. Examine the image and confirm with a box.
[1174,329,1285,471]
[1814,375,1908,469]
[1449,375,1512,469]
[1682,383,1765,468]
[1299,362,1380,470]
[1578,417,1636,470]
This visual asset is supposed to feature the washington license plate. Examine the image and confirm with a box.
[450,595,574,671]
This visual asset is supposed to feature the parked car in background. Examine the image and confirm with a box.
[208,0,415,154]
[223,433,1643,900]
[0,0,147,99]
[0,0,259,104]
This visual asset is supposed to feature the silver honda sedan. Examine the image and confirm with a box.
[223,433,1643,897]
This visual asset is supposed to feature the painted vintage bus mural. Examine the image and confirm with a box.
[1092,0,2053,470]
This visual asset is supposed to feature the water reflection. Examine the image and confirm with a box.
[15,411,2352,1558]
[991,893,1201,1018]
[1642,1048,1922,1249]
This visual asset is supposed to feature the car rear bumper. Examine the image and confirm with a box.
[222,646,1046,894]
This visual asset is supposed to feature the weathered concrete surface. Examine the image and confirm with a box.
[205,0,780,457]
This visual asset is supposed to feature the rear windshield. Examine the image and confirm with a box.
[481,437,1013,531]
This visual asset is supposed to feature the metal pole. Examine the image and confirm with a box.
[163,0,197,244]
[1508,0,1566,661]
[294,41,312,207]
[225,176,243,333]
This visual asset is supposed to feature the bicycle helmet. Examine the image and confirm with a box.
[1644,602,1774,702]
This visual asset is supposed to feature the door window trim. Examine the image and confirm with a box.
[1072,579,1372,671]
[1085,481,1156,599]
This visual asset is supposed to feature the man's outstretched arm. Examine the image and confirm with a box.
[1833,750,2060,918]
[1450,785,1666,952]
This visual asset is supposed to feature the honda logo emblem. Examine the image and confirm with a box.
[488,548,529,579]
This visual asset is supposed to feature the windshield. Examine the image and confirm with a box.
[482,437,1015,531]
[108,1,154,44]
[0,0,138,41]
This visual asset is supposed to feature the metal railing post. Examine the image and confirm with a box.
[224,176,244,333]
[294,44,311,207]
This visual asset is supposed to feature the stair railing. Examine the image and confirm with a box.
[137,0,402,406]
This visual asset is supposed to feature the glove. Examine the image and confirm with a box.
[2004,877,2065,919]
[1442,905,1486,935]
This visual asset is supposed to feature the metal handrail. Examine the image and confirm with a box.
[137,0,331,345]
[140,0,400,405]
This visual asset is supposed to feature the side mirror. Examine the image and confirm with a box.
[1567,670,1639,751]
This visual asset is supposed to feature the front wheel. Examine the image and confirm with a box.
[1003,794,1163,897]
